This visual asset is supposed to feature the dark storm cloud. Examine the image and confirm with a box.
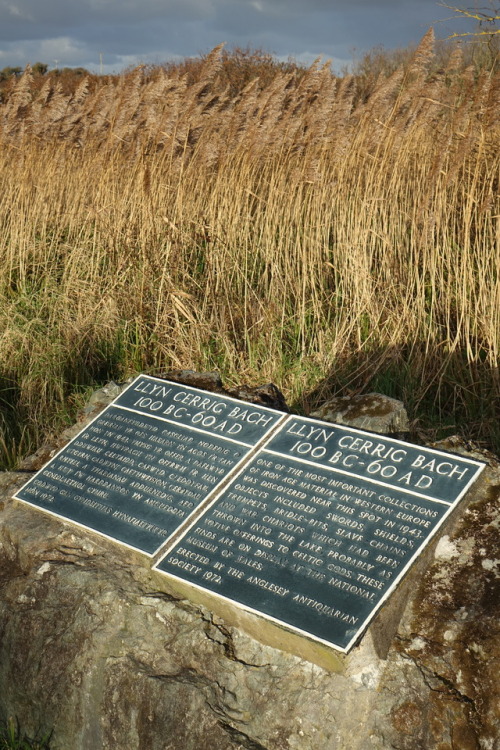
[0,0,212,41]
[0,0,459,73]
[208,0,441,47]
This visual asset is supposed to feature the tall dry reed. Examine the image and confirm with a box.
[0,33,499,466]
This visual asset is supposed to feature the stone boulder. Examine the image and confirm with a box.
[310,393,409,435]
[0,378,498,749]
[159,370,289,412]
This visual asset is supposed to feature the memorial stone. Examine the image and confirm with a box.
[13,375,485,656]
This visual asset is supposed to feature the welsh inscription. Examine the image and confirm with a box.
[14,376,284,555]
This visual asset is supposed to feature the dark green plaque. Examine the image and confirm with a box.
[156,416,485,652]
[14,376,284,555]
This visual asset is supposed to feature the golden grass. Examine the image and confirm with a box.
[0,34,499,465]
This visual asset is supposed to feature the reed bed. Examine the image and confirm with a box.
[0,32,499,467]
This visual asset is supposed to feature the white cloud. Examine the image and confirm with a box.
[0,36,86,66]
[0,33,186,73]
[5,2,34,20]
[38,36,86,59]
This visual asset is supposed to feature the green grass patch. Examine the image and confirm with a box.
[0,718,51,750]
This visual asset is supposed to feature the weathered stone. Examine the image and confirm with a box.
[83,380,129,415]
[0,479,362,749]
[159,370,289,412]
[158,369,225,394]
[310,392,409,434]
[225,383,289,412]
[1,383,498,749]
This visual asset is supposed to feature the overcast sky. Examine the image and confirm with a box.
[0,0,473,74]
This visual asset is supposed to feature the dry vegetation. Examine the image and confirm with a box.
[0,31,499,467]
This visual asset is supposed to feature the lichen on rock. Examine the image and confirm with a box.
[310,392,409,435]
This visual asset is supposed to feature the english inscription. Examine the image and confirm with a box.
[156,416,484,652]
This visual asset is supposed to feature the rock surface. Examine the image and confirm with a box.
[0,377,499,749]
[310,393,409,435]
[160,370,290,412]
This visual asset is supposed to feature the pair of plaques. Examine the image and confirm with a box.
[14,375,485,653]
